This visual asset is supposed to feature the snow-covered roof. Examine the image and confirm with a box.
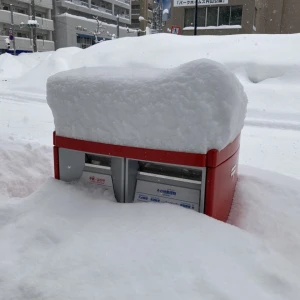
[47,59,247,153]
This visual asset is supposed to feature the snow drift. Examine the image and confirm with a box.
[1,33,300,95]
[1,169,300,300]
[47,59,247,153]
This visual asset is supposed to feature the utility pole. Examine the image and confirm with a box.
[116,15,120,38]
[31,0,37,52]
[10,4,16,55]
[194,0,198,35]
[52,0,57,50]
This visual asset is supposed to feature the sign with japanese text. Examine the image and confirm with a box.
[174,0,228,7]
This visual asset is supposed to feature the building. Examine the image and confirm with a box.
[165,0,255,35]
[0,0,54,54]
[254,0,300,34]
[131,0,153,31]
[54,0,136,49]
[165,0,300,35]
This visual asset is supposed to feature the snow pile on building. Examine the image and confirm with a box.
[47,59,247,153]
[1,172,300,299]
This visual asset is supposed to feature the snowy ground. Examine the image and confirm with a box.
[0,34,300,299]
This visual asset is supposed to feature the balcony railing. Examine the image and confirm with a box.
[91,4,113,14]
[66,0,89,7]
[117,14,130,19]
[115,0,130,5]
[132,9,140,15]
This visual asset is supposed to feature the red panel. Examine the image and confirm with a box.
[207,135,241,167]
[53,131,56,145]
[53,146,60,180]
[205,148,240,222]
[53,134,207,167]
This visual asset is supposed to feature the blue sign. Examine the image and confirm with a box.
[138,194,148,201]
[157,188,176,196]
[9,35,14,41]
[150,197,161,202]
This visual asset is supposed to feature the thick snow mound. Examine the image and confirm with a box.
[70,33,300,70]
[0,53,25,79]
[12,47,82,94]
[2,34,300,96]
[1,173,300,299]
[229,166,300,266]
[47,59,247,153]
[0,139,52,198]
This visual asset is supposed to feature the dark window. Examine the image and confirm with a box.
[184,8,206,27]
[184,5,243,28]
[230,6,242,25]
[207,7,218,26]
[197,8,206,27]
[219,6,230,26]
[184,8,194,27]
[16,8,26,14]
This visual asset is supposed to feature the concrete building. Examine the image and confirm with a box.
[165,0,255,35]
[165,0,300,35]
[0,0,54,53]
[54,0,136,49]
[254,0,300,34]
[131,0,153,31]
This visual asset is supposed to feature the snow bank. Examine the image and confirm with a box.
[229,166,300,266]
[13,47,82,94]
[0,53,25,79]
[70,33,300,71]
[1,173,300,299]
[1,33,300,95]
[47,59,247,153]
[0,139,52,198]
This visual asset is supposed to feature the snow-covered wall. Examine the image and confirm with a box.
[47,59,247,153]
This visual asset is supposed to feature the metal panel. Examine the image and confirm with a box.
[59,148,85,181]
[111,156,125,203]
[125,158,206,213]
[134,180,201,211]
[137,172,201,190]
[58,148,125,203]
[125,159,139,203]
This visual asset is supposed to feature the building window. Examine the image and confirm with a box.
[207,6,218,26]
[36,12,46,18]
[77,35,94,49]
[230,6,243,25]
[16,8,27,14]
[219,6,230,26]
[184,5,243,28]
[17,32,28,38]
[184,8,205,27]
